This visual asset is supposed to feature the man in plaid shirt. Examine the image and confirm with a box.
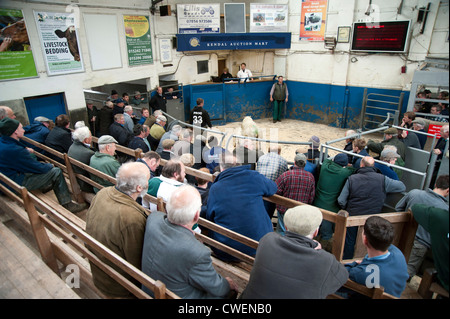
[256,144,288,181]
[257,144,288,218]
[275,153,315,234]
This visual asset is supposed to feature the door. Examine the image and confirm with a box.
[24,93,67,123]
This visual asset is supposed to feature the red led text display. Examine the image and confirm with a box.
[351,21,410,52]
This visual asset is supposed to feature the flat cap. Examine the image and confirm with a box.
[98,135,118,144]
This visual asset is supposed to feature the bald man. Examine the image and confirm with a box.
[142,185,238,299]
[0,106,16,121]
[337,156,406,259]
[86,162,150,298]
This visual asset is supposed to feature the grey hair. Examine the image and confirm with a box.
[156,115,167,123]
[0,107,6,120]
[171,124,182,134]
[166,185,202,225]
[72,126,91,142]
[115,162,149,196]
[219,152,239,171]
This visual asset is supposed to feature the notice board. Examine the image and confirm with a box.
[83,13,122,70]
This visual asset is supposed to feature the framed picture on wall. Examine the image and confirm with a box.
[337,26,351,43]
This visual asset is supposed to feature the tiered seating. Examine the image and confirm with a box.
[0,134,420,299]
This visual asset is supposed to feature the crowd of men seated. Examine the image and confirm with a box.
[0,100,448,299]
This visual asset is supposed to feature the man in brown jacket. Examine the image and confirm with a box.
[85,161,150,297]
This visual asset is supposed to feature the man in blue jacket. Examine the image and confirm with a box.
[344,216,409,298]
[23,116,51,152]
[206,153,277,261]
[0,117,85,213]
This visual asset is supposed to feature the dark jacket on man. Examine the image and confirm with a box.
[241,231,348,299]
[109,122,132,147]
[149,93,167,113]
[97,106,114,136]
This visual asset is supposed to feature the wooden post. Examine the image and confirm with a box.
[332,210,349,261]
[64,154,84,203]
[20,187,60,275]
[153,280,167,299]
[396,209,418,263]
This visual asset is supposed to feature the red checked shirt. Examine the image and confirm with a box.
[275,166,316,215]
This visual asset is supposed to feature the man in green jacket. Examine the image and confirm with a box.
[411,203,449,293]
[313,154,355,251]
[89,135,121,193]
[269,76,288,123]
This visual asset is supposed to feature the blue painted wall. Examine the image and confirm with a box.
[182,81,410,129]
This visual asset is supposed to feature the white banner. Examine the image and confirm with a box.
[250,4,288,33]
[34,11,84,76]
[177,4,220,34]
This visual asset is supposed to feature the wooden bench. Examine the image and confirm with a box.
[418,268,449,299]
[327,279,398,299]
[0,220,81,299]
[0,173,179,299]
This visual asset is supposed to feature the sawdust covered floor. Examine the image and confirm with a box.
[211,118,382,162]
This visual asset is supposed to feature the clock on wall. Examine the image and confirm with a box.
[337,26,351,43]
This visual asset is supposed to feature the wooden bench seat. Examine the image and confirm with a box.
[0,220,80,299]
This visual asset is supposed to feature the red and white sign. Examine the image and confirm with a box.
[428,124,442,139]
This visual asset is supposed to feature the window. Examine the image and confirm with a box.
[197,60,209,74]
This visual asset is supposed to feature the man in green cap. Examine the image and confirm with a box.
[367,127,406,160]
[0,117,86,213]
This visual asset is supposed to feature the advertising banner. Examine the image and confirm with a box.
[177,4,220,34]
[0,8,38,81]
[250,4,288,33]
[34,10,84,76]
[123,15,153,66]
[299,0,328,41]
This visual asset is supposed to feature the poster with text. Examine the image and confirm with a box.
[124,15,153,66]
[177,4,220,34]
[250,4,288,33]
[299,0,328,41]
[34,10,84,76]
[0,8,38,81]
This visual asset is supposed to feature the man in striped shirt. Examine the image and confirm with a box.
[275,153,315,234]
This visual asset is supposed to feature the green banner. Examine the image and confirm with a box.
[0,8,38,81]
[124,15,153,66]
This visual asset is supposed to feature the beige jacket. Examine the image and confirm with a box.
[86,186,148,297]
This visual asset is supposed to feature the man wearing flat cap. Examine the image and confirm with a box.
[241,205,348,299]
[367,127,406,160]
[89,135,121,193]
[0,117,85,213]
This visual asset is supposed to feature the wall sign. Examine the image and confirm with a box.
[0,8,38,81]
[176,33,292,51]
[159,38,172,63]
[250,4,288,33]
[299,0,328,41]
[177,4,220,34]
[123,15,153,66]
[34,10,84,76]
